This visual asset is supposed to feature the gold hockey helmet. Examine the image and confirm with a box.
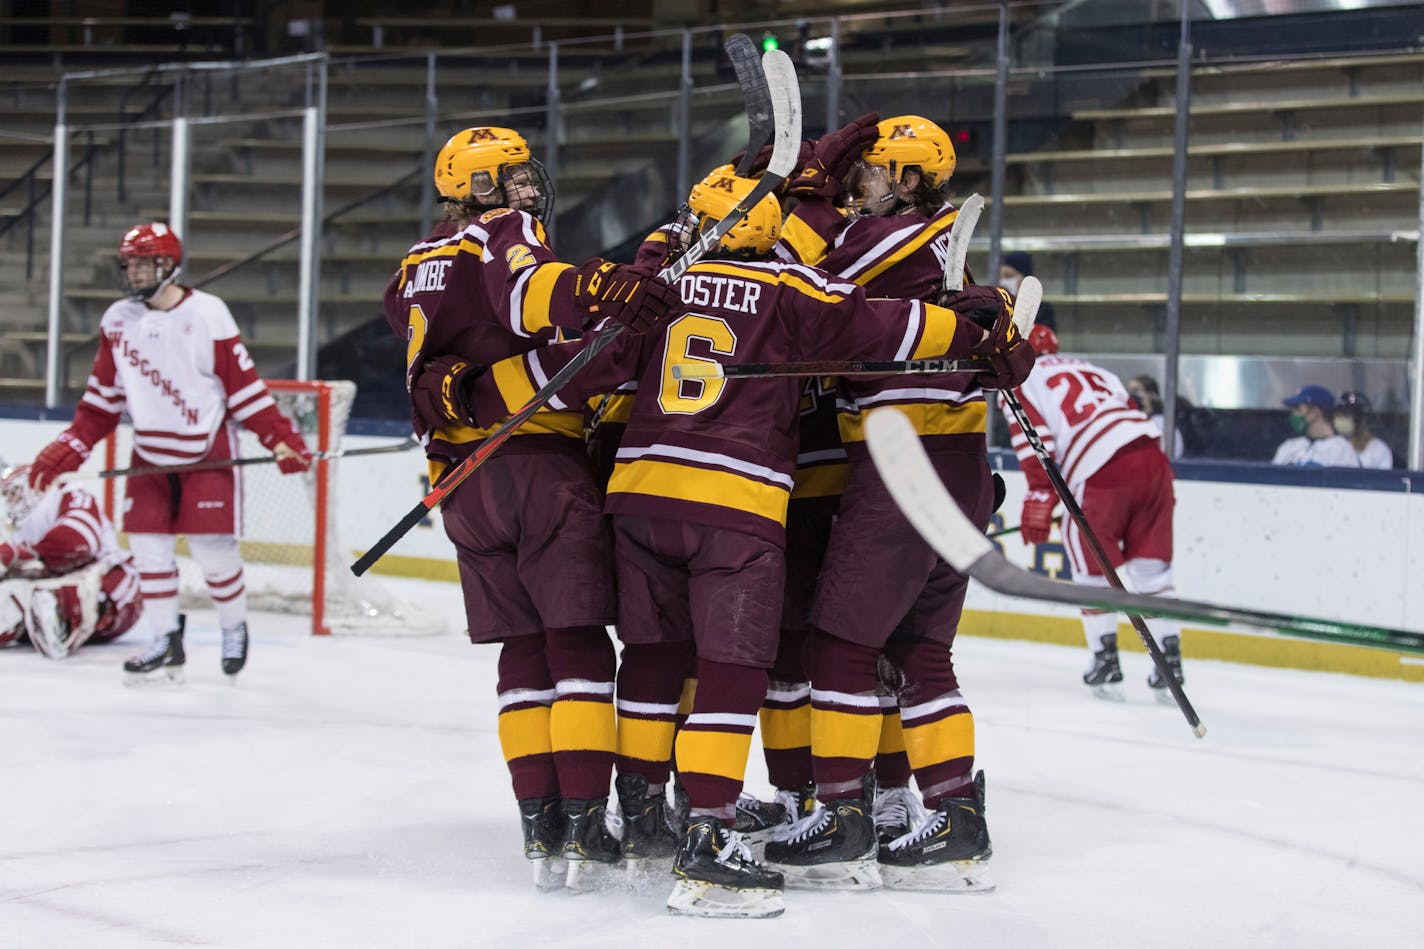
[434,127,554,220]
[861,116,956,187]
[682,165,781,256]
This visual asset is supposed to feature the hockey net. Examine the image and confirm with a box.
[102,380,445,636]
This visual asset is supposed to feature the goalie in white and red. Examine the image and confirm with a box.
[0,463,141,659]
[1004,326,1185,700]
[26,222,313,680]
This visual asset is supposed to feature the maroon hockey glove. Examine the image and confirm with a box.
[263,430,313,475]
[409,354,486,432]
[969,287,1035,390]
[728,139,815,180]
[573,259,680,335]
[1020,489,1057,545]
[787,113,881,199]
[29,432,89,491]
[940,284,1011,331]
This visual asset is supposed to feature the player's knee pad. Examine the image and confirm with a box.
[884,636,959,705]
[186,533,242,578]
[126,533,178,572]
[802,628,879,694]
[1124,558,1174,596]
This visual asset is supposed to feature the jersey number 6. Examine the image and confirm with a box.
[660,314,738,415]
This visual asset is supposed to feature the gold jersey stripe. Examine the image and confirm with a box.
[497,705,553,761]
[781,272,849,305]
[780,213,831,266]
[691,261,781,285]
[791,463,848,499]
[855,209,958,286]
[607,459,791,525]
[520,262,574,336]
[810,706,883,760]
[759,704,812,751]
[675,728,754,782]
[902,708,974,772]
[839,400,987,443]
[396,241,471,290]
[910,302,961,360]
[550,698,617,755]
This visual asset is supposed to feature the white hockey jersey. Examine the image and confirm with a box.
[1271,434,1361,468]
[69,288,296,465]
[1005,354,1163,491]
[12,486,128,574]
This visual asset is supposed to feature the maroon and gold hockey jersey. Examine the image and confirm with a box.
[469,259,982,542]
[776,200,985,457]
[382,209,588,470]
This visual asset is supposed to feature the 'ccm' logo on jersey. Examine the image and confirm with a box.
[404,259,452,297]
[679,274,762,314]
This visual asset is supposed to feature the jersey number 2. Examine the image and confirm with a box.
[659,314,737,415]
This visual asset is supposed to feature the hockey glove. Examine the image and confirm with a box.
[969,288,1035,390]
[940,285,1012,331]
[573,259,680,335]
[30,432,89,491]
[261,430,313,475]
[786,112,881,199]
[728,140,815,186]
[410,354,486,432]
[1,540,36,575]
[1020,489,1057,545]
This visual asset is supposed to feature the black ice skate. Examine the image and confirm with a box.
[733,792,789,848]
[872,785,924,846]
[1146,635,1185,704]
[560,797,621,893]
[762,797,882,890]
[221,621,249,677]
[1083,633,1125,701]
[878,771,994,893]
[616,773,679,886]
[518,795,567,890]
[666,816,785,918]
[123,616,186,683]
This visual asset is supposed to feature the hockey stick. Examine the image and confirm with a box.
[672,356,985,381]
[54,437,420,486]
[725,33,775,177]
[351,50,804,577]
[986,517,1061,539]
[942,193,984,292]
[866,409,1424,658]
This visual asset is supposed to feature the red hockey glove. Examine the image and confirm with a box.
[940,284,1011,331]
[573,259,680,335]
[1,540,36,575]
[410,354,486,431]
[1020,490,1057,545]
[30,432,90,491]
[787,112,881,199]
[969,287,1035,390]
[264,431,313,475]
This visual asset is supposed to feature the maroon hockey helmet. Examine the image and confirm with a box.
[117,222,183,301]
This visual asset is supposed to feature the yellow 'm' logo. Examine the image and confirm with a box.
[889,124,916,139]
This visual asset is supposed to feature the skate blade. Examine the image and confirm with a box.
[564,857,620,894]
[771,856,882,891]
[124,665,185,687]
[531,856,568,891]
[665,879,785,919]
[880,859,996,893]
[1089,681,1125,702]
[623,855,674,893]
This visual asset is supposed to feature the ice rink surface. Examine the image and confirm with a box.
[3,577,1422,949]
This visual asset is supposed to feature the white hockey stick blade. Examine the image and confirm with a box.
[672,363,724,381]
[866,408,1424,656]
[942,193,984,294]
[759,49,802,178]
[1012,275,1042,337]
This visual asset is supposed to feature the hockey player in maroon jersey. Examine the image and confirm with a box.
[27,223,312,681]
[763,114,1029,893]
[383,127,679,891]
[461,166,1026,917]
[0,463,141,658]
[1008,326,1185,700]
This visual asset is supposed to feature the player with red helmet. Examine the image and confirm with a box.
[1009,326,1185,700]
[382,126,680,893]
[1,463,141,658]
[28,222,313,682]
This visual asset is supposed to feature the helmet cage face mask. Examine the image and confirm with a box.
[117,254,181,302]
[669,203,698,256]
[844,162,899,219]
[0,465,38,531]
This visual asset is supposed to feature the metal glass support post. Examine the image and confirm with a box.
[677,30,692,200]
[419,52,438,237]
[1408,102,1424,469]
[1161,1,1192,457]
[985,3,1009,449]
[825,18,841,131]
[46,83,70,409]
[545,43,560,246]
[168,69,190,246]
[296,58,328,382]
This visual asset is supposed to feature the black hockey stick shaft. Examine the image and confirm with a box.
[352,51,803,577]
[1002,389,1206,737]
[725,33,774,176]
[673,357,985,381]
[57,437,419,484]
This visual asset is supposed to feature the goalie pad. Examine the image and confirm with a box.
[0,580,27,647]
[2,560,140,659]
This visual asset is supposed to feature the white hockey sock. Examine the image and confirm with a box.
[129,533,180,638]
[188,534,247,630]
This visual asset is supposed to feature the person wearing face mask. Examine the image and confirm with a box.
[1333,392,1393,469]
[999,252,1056,331]
[1271,386,1360,467]
[1126,375,1184,459]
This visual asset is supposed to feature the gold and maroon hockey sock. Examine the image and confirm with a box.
[615,642,694,790]
[674,658,767,821]
[495,637,559,800]
[874,700,915,789]
[760,677,812,790]
[887,638,974,807]
[545,626,617,801]
[805,632,881,801]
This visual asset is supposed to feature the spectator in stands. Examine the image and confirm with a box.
[1127,374,1183,459]
[1272,385,1360,468]
[1333,391,1393,469]
[1000,251,1056,330]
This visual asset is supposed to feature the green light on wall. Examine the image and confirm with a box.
[761,33,779,52]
